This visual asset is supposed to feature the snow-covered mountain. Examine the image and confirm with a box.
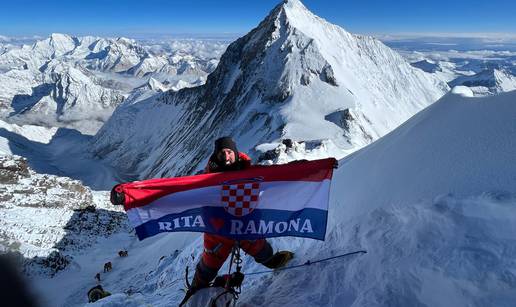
[0,34,223,134]
[91,0,448,179]
[397,48,516,95]
[2,1,514,306]
[7,61,125,134]
[449,68,516,95]
[32,86,516,307]
[0,33,217,78]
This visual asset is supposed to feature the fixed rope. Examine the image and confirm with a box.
[245,250,367,276]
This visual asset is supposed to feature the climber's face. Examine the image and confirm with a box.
[217,148,236,166]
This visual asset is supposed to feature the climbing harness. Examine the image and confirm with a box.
[209,241,243,307]
[179,242,244,307]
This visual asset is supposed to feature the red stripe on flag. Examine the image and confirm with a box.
[119,158,336,210]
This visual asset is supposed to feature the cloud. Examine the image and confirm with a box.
[373,32,516,43]
[0,35,11,42]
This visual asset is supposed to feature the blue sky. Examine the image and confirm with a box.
[0,0,515,37]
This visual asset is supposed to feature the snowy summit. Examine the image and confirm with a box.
[92,0,447,179]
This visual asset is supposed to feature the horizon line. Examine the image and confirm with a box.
[2,31,516,42]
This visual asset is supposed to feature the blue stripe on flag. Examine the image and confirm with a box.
[134,207,327,241]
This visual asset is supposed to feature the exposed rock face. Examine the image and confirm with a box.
[0,155,128,276]
[0,155,92,208]
[325,109,354,131]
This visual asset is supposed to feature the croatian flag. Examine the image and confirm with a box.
[115,158,336,241]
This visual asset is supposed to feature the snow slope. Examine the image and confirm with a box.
[332,89,516,219]
[34,89,516,307]
[0,118,119,190]
[91,0,447,180]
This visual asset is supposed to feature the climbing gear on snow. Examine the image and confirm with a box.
[180,242,245,307]
[212,271,244,289]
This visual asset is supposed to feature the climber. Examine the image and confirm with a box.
[184,137,294,298]
[87,285,111,303]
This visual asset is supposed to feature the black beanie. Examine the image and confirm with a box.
[214,137,238,157]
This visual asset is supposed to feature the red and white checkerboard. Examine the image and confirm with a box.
[221,182,260,217]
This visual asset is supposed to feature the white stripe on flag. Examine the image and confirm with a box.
[126,179,330,227]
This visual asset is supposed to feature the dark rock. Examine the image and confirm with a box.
[282,139,293,148]
[320,64,338,86]
[325,109,354,130]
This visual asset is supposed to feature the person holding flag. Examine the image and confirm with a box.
[111,137,337,305]
[188,137,294,294]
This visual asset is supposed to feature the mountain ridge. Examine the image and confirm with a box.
[91,0,447,179]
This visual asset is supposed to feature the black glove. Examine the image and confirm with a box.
[333,159,339,169]
[110,184,125,206]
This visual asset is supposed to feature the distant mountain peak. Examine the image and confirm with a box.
[32,33,79,58]
[449,68,516,94]
[92,0,446,179]
[273,0,350,38]
[49,33,73,41]
[282,0,307,9]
